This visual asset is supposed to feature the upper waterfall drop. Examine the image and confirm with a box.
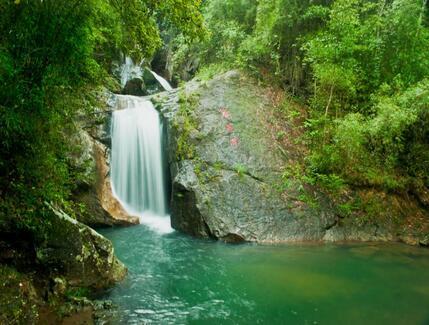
[150,71,173,91]
[120,56,143,88]
[110,95,172,234]
[119,56,173,92]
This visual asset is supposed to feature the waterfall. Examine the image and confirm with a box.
[120,57,142,88]
[150,71,173,91]
[119,56,173,92]
[110,95,172,234]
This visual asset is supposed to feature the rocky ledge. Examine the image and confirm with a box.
[155,71,429,245]
[0,204,126,323]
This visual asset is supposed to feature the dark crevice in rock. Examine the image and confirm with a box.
[374,224,380,237]
[410,187,429,211]
[204,161,265,183]
[324,217,340,231]
[171,183,209,238]
[419,240,429,247]
[202,219,217,240]
[220,233,246,244]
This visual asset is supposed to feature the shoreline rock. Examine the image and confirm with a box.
[0,204,127,324]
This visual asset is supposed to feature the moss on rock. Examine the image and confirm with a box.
[0,266,39,324]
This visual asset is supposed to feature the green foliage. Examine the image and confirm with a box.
[239,0,332,88]
[302,0,428,193]
[171,0,257,80]
[190,0,428,196]
[305,79,429,191]
[197,63,229,81]
[65,287,91,300]
[233,164,248,178]
[175,92,200,160]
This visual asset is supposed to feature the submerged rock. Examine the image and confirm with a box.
[157,71,429,245]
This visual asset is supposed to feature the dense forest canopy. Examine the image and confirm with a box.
[0,0,204,235]
[173,0,429,200]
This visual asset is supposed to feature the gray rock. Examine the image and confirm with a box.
[157,71,429,245]
[142,67,166,94]
[157,71,336,243]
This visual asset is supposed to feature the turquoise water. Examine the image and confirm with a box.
[99,225,429,324]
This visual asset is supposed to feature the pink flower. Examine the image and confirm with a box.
[226,123,234,133]
[219,107,231,119]
[230,137,239,147]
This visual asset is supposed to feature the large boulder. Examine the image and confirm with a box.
[0,205,127,323]
[156,71,335,243]
[156,71,429,245]
[37,204,127,289]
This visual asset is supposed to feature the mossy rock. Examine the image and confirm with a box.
[0,266,39,324]
[37,205,127,289]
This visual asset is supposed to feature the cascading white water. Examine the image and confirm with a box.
[120,57,143,87]
[150,71,173,91]
[110,95,172,233]
[120,56,173,92]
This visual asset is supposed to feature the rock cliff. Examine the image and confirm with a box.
[156,71,429,245]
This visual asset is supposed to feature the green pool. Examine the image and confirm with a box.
[99,225,429,324]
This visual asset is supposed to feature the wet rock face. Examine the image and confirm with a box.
[121,68,167,96]
[93,140,140,226]
[142,68,163,94]
[157,71,429,245]
[156,71,337,243]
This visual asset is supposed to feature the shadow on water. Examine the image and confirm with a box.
[99,225,429,325]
